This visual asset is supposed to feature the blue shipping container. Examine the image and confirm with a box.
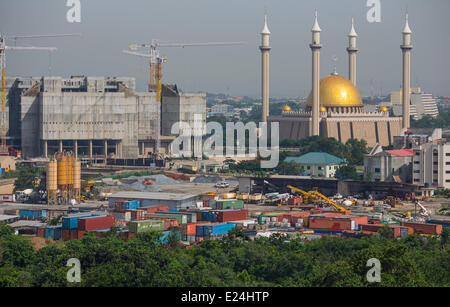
[62,214,97,229]
[45,226,62,240]
[158,231,182,245]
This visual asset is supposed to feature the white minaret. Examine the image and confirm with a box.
[401,13,413,129]
[310,10,322,136]
[347,18,358,86]
[260,12,271,122]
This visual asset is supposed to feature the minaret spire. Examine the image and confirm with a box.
[260,7,271,122]
[310,10,322,136]
[347,17,358,86]
[401,11,413,129]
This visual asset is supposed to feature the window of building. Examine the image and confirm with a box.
[374,168,380,173]
[307,166,310,170]
[318,166,322,170]
[414,170,420,173]
[414,179,420,182]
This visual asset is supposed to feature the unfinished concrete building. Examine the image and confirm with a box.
[6,76,206,159]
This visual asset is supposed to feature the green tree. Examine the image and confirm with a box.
[335,165,359,180]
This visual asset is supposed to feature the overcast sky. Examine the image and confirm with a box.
[1,0,449,98]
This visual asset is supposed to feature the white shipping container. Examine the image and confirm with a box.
[0,194,15,202]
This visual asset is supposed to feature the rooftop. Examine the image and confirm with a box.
[284,152,346,165]
[384,149,414,157]
[109,191,199,201]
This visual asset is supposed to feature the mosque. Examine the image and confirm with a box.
[262,12,413,147]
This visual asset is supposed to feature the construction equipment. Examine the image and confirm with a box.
[0,33,80,149]
[287,185,319,203]
[309,190,350,213]
[415,201,430,218]
[123,40,245,157]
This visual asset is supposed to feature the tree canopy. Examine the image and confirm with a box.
[0,223,448,287]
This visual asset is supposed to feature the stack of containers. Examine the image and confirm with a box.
[61,213,104,241]
[181,221,210,242]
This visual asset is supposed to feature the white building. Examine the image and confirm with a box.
[412,142,450,189]
[284,152,346,178]
[390,88,439,119]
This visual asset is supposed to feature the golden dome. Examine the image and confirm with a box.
[282,105,292,112]
[307,74,363,107]
[379,106,389,112]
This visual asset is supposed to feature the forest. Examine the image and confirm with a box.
[0,224,448,287]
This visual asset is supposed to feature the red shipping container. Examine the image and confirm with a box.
[70,229,78,240]
[77,230,85,240]
[62,229,71,241]
[401,222,443,235]
[78,216,115,231]
[144,205,170,214]
[37,227,46,237]
[217,210,248,222]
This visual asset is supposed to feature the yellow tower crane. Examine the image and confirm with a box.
[123,40,245,157]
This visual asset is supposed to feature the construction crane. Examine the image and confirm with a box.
[287,185,350,213]
[287,185,320,203]
[309,190,350,213]
[123,40,246,157]
[0,32,81,149]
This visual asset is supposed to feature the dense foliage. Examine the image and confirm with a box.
[13,165,45,193]
[335,165,360,181]
[0,224,448,287]
[410,112,450,129]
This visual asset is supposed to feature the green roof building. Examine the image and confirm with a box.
[284,152,346,178]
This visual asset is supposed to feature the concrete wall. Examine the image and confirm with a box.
[162,93,206,137]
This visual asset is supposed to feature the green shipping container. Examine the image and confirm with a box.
[147,213,188,225]
[215,199,244,209]
[129,219,165,233]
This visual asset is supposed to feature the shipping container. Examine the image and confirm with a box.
[128,219,166,233]
[400,222,443,235]
[62,213,101,230]
[45,226,62,240]
[217,209,248,222]
[19,209,47,219]
[0,194,15,202]
[78,216,115,231]
[62,229,71,241]
[213,199,244,210]
[158,231,182,245]
[147,213,188,225]
[141,205,170,213]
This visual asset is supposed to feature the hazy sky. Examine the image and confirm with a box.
[1,0,449,97]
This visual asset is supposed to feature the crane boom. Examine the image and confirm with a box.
[310,190,350,213]
[123,39,245,157]
[0,32,79,150]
